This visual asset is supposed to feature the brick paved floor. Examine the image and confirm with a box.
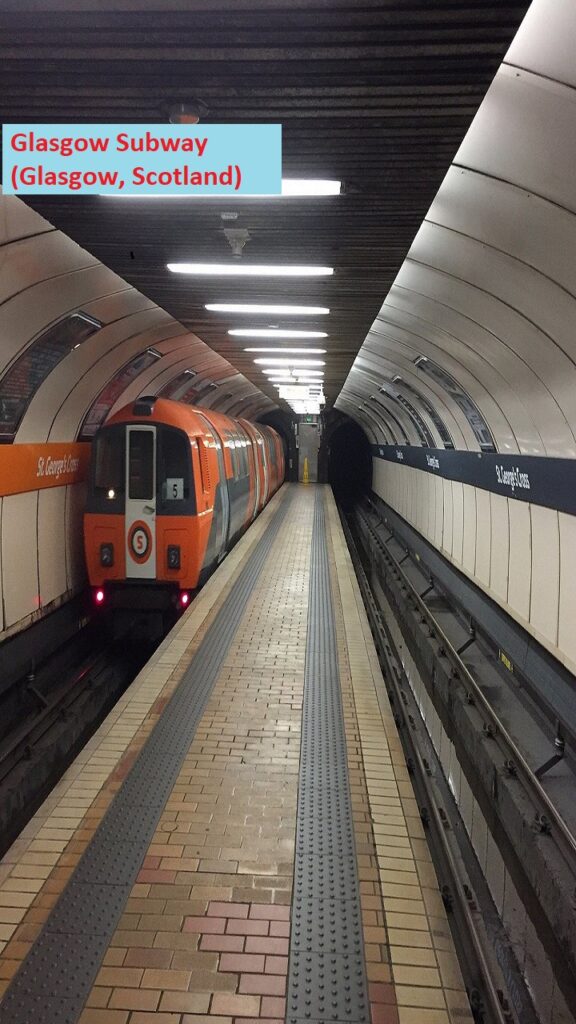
[0,485,473,1024]
[0,487,289,1010]
[77,487,313,1023]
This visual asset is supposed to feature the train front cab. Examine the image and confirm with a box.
[84,418,216,612]
[84,405,285,631]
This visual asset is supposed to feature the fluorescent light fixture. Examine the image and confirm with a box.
[268,378,295,383]
[167,263,333,277]
[281,179,341,196]
[231,329,327,338]
[103,179,341,199]
[244,347,326,354]
[262,367,324,378]
[295,378,325,384]
[254,358,325,366]
[205,303,330,315]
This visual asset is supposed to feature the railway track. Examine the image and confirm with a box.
[0,616,154,857]
[357,496,576,869]
[343,497,576,1021]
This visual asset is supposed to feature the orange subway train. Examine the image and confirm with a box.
[83,396,284,619]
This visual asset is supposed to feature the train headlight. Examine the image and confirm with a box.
[100,543,114,567]
[167,545,181,570]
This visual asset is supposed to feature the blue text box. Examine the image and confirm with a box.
[2,123,282,196]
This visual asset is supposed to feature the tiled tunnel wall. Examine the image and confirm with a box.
[372,460,576,676]
[337,0,576,676]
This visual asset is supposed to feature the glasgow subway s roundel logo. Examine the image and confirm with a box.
[128,520,152,563]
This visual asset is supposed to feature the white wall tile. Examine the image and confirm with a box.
[442,479,453,556]
[451,481,464,564]
[507,500,532,622]
[434,474,444,550]
[474,487,491,586]
[462,483,477,575]
[38,487,68,606]
[489,493,510,602]
[530,504,560,646]
[558,512,576,666]
[2,491,39,628]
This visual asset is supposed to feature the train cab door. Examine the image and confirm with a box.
[251,443,260,519]
[197,413,230,561]
[212,433,230,560]
[261,437,269,502]
[243,424,260,520]
[125,425,157,578]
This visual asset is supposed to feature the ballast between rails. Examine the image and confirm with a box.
[358,496,576,872]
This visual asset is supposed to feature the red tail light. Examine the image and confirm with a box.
[180,591,190,607]
[95,589,105,604]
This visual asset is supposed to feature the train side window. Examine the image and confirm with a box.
[234,428,246,477]
[94,428,125,498]
[231,430,240,476]
[237,427,250,476]
[159,429,190,502]
[128,430,154,500]
[227,431,238,476]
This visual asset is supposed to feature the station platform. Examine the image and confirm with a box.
[0,485,473,1024]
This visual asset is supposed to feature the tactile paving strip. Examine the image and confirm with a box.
[291,899,364,957]
[287,492,369,1024]
[0,491,293,1024]
[288,951,368,1022]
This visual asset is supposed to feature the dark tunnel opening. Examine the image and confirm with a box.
[258,409,297,481]
[326,419,372,510]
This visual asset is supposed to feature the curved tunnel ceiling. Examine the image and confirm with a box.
[0,1,529,419]
[338,0,576,458]
[0,196,277,444]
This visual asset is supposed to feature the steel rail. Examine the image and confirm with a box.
[0,656,108,786]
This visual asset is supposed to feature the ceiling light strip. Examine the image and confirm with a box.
[205,304,330,315]
[254,358,325,366]
[244,347,326,354]
[168,264,333,277]
[232,330,327,339]
[102,179,341,199]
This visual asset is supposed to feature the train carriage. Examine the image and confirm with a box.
[84,396,284,618]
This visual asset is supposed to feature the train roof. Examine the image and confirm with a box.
[105,396,280,441]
